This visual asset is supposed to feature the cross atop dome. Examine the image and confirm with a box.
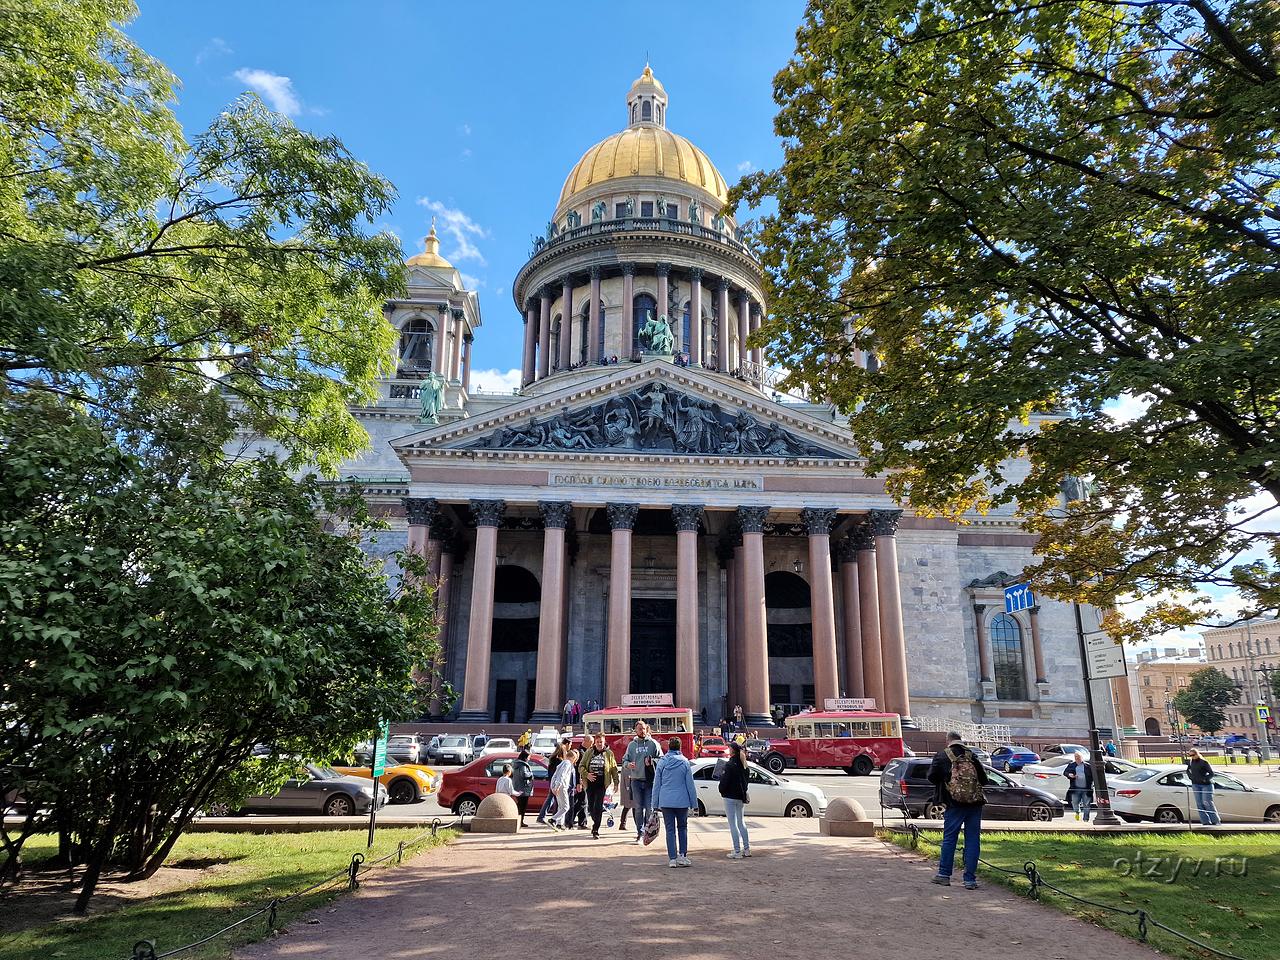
[627,63,668,128]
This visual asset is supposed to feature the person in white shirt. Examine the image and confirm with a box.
[495,764,516,798]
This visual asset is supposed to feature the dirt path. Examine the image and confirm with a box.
[238,818,1160,960]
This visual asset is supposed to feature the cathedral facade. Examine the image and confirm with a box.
[239,68,1115,735]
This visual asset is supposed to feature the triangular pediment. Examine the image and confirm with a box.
[393,361,859,461]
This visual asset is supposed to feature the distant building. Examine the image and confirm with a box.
[1128,645,1205,736]
[1201,619,1279,737]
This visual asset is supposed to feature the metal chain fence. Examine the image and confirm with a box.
[126,817,461,960]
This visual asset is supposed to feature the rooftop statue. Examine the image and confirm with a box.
[418,372,447,424]
[688,199,701,224]
[591,201,605,222]
[637,310,675,355]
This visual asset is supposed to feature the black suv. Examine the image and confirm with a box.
[879,756,1063,821]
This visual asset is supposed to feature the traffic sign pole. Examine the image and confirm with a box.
[367,719,389,849]
[1072,596,1121,826]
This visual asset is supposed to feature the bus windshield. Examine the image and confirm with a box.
[583,710,693,736]
[786,717,902,739]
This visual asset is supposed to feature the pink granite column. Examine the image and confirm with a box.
[689,268,703,366]
[449,310,463,382]
[1028,604,1048,684]
[462,334,473,392]
[622,264,635,358]
[458,499,505,722]
[737,506,772,725]
[803,508,840,707]
[749,304,762,368]
[837,537,864,698]
[429,538,455,717]
[719,539,737,713]
[737,291,750,371]
[605,503,639,705]
[715,278,730,373]
[656,263,670,345]
[672,504,704,712]
[852,522,885,709]
[532,501,573,721]
[733,538,746,713]
[537,288,552,380]
[973,602,994,684]
[521,300,537,386]
[588,266,602,364]
[434,303,449,374]
[871,509,913,725]
[559,276,574,371]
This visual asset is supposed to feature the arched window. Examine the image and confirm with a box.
[990,613,1027,701]
[633,293,657,351]
[551,315,561,370]
[1229,642,1235,658]
[579,302,590,364]
[631,103,637,124]
[642,100,652,121]
[399,317,434,371]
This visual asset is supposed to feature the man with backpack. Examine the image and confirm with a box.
[927,732,989,889]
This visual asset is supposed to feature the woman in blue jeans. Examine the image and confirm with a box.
[652,737,697,867]
[718,742,751,859]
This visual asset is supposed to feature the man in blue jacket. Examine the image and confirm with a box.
[652,737,697,868]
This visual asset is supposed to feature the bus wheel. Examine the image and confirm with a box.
[850,756,874,777]
[764,754,787,775]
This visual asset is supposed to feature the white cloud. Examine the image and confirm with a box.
[197,37,232,65]
[460,122,472,136]
[416,197,487,265]
[468,368,522,394]
[460,147,473,159]
[233,68,302,116]
[737,160,756,173]
[1104,392,1151,424]
[460,273,483,289]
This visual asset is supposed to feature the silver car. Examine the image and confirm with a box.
[428,735,475,765]
[238,764,387,816]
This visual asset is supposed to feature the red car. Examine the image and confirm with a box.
[437,752,550,817]
[697,736,730,759]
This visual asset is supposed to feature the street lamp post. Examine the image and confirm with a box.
[1242,619,1273,760]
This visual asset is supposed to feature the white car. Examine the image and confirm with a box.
[690,758,828,818]
[1020,755,1140,802]
[481,737,518,755]
[1041,743,1092,759]
[1109,764,1280,824]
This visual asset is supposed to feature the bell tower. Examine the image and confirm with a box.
[626,63,668,128]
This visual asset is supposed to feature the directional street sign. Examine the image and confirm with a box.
[1085,633,1128,680]
[371,719,390,777]
[1004,583,1035,614]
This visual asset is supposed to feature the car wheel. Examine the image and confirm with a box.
[785,800,813,818]
[324,794,355,817]
[924,801,948,820]
[764,754,786,775]
[1264,805,1280,823]
[454,795,480,818]
[1027,802,1054,822]
[697,800,707,817]
[851,755,874,777]
[205,802,231,817]
[1154,805,1184,824]
[389,778,417,805]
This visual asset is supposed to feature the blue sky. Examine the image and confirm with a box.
[127,0,807,384]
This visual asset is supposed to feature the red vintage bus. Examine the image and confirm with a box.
[581,706,696,762]
[758,710,905,776]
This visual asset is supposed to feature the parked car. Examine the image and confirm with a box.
[1019,755,1140,802]
[965,745,991,766]
[1110,765,1280,823]
[743,738,770,764]
[481,737,518,756]
[879,756,1064,821]
[238,764,387,816]
[989,744,1041,772]
[1041,743,1091,759]
[437,752,551,817]
[427,735,475,765]
[689,758,827,817]
[697,736,731,759]
[386,735,423,765]
[1195,736,1225,747]
[332,761,441,805]
[530,728,563,756]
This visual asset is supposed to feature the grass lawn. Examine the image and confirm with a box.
[0,828,451,960]
[888,829,1279,960]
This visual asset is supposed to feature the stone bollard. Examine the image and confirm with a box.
[819,797,875,837]
[470,793,520,834]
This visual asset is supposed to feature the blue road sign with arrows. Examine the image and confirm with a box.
[1004,582,1035,613]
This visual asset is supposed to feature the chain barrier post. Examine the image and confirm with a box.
[267,898,278,931]
[132,940,158,960]
[1137,910,1149,942]
[348,852,364,891]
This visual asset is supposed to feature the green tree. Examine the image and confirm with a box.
[1,0,404,472]
[1173,668,1240,735]
[734,0,1280,640]
[0,397,438,907]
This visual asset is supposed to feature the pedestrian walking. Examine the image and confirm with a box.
[578,732,620,838]
[1062,751,1093,822]
[618,754,635,831]
[517,727,532,749]
[652,736,697,867]
[537,744,566,824]
[1187,748,1221,826]
[567,748,588,828]
[511,748,535,828]
[1104,740,1118,758]
[927,732,988,889]
[622,720,663,844]
[719,742,751,859]
[549,750,575,831]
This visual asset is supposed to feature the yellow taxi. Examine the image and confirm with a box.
[332,762,441,805]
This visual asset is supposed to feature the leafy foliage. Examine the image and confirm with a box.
[1,0,404,472]
[1172,668,1240,734]
[0,398,438,906]
[734,0,1280,638]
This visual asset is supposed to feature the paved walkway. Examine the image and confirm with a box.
[238,819,1160,960]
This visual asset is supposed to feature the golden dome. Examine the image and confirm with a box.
[557,125,728,209]
[630,63,665,96]
[405,221,453,269]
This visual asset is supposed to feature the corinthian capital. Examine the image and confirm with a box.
[868,508,903,538]
[671,504,704,532]
[403,497,439,528]
[606,502,640,530]
[469,499,506,527]
[736,505,770,533]
[800,507,838,535]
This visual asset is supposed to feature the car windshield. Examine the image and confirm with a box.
[442,737,467,746]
